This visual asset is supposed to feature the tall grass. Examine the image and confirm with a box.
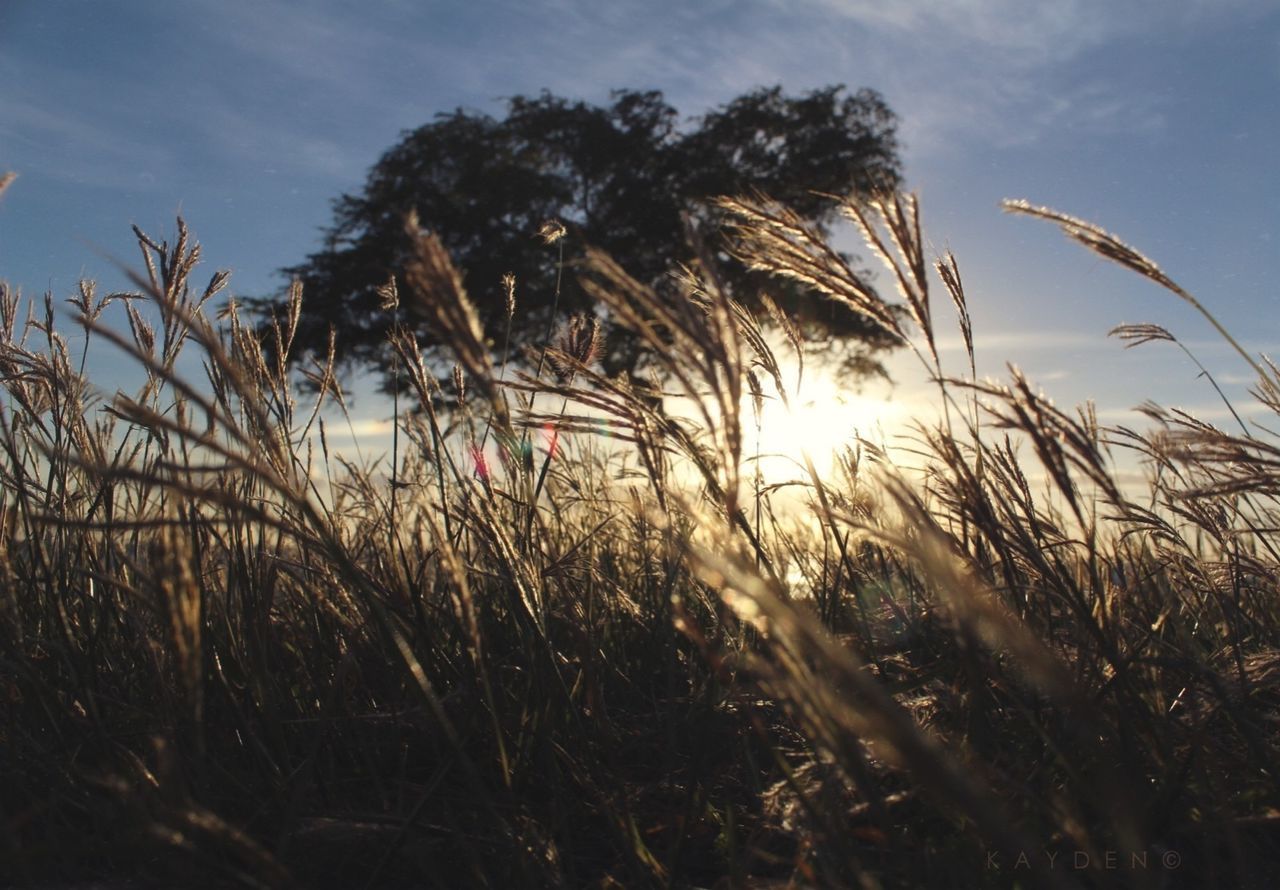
[1,175,1278,888]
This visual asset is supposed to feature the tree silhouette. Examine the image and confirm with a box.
[262,85,903,392]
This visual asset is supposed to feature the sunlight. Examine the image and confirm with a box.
[748,365,901,485]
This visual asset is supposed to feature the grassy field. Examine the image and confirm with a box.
[2,179,1278,888]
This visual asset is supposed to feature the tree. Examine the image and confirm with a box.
[264,85,903,392]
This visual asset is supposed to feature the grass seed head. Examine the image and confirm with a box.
[501,272,517,320]
[536,219,567,245]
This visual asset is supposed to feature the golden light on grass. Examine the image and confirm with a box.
[4,188,1279,888]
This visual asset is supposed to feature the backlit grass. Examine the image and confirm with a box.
[2,181,1278,888]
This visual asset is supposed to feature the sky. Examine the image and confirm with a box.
[1,0,1278,455]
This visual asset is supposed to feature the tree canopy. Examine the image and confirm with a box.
[265,85,904,391]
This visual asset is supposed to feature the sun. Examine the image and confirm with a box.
[747,369,897,485]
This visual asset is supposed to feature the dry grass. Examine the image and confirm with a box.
[2,181,1279,889]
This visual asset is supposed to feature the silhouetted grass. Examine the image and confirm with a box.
[2,175,1278,888]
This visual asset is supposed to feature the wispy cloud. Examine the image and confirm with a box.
[16,0,1260,200]
[1094,402,1263,424]
[804,0,1271,62]
[932,331,1115,353]
[777,0,1275,156]
[0,93,176,190]
[321,418,395,441]
[800,0,1119,61]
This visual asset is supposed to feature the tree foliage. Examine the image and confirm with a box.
[266,85,904,390]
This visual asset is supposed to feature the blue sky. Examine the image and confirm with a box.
[1,0,1277,437]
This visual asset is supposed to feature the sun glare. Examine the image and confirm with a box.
[749,368,899,485]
